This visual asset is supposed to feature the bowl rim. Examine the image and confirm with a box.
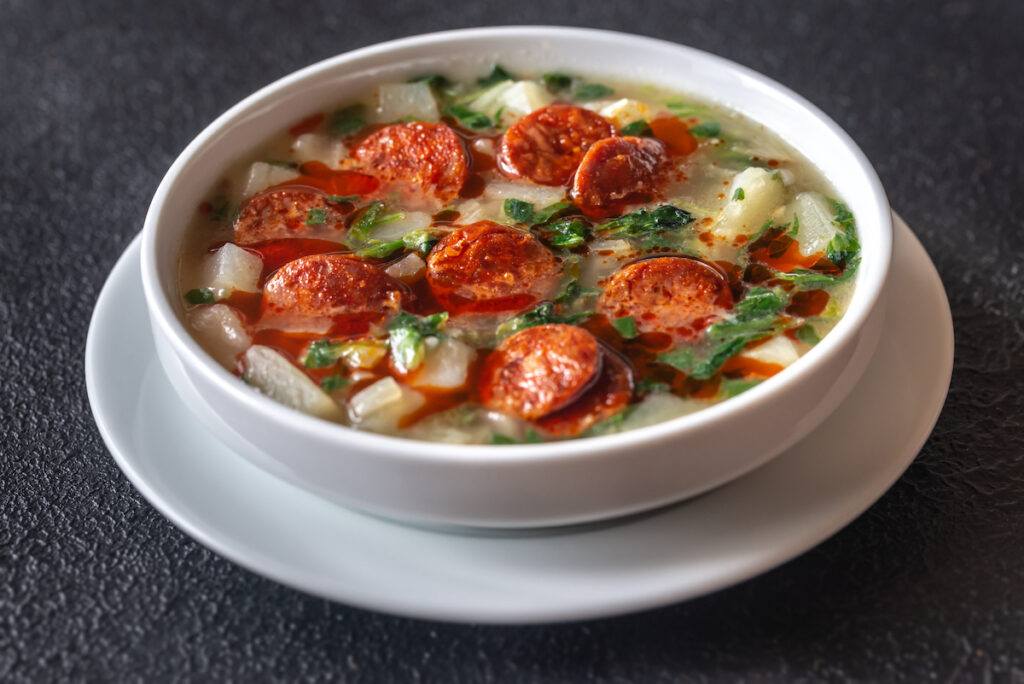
[141,25,892,463]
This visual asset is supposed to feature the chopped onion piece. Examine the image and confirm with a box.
[384,253,426,282]
[188,304,251,369]
[793,192,839,257]
[201,243,262,295]
[242,346,342,421]
[740,335,801,368]
[348,377,425,432]
[374,82,439,123]
[408,338,476,391]
[290,133,347,167]
[712,167,786,241]
[483,180,566,208]
[242,162,299,198]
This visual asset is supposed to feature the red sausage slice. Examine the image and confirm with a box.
[353,122,468,203]
[497,104,616,186]
[425,221,561,315]
[234,187,347,245]
[479,324,602,420]
[262,254,404,323]
[536,349,633,437]
[570,136,669,218]
[598,257,733,341]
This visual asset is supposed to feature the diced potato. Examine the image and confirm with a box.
[290,133,347,167]
[408,337,476,391]
[375,82,439,123]
[599,98,653,129]
[366,211,432,241]
[385,253,426,282]
[740,335,801,368]
[792,191,838,257]
[618,393,709,432]
[348,377,425,432]
[201,243,263,295]
[453,198,506,225]
[405,406,527,444]
[712,167,786,241]
[464,80,552,126]
[483,180,566,208]
[242,162,299,198]
[188,304,251,369]
[243,346,343,421]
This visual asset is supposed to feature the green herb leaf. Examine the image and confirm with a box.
[658,287,789,380]
[598,204,694,239]
[540,218,589,249]
[305,207,328,225]
[490,433,518,445]
[532,200,574,224]
[491,429,543,445]
[410,73,452,89]
[542,72,573,92]
[207,196,236,223]
[795,324,821,346]
[772,259,859,289]
[356,240,405,259]
[304,340,342,369]
[721,377,762,398]
[326,194,360,204]
[612,316,639,339]
[402,229,438,255]
[184,288,215,305]
[328,104,366,136]
[445,104,492,129]
[503,198,535,224]
[478,65,514,87]
[496,302,594,339]
[320,375,349,392]
[690,121,722,138]
[573,82,614,101]
[825,199,860,266]
[620,120,652,137]
[733,187,745,201]
[636,378,671,394]
[387,311,448,374]
[583,407,635,436]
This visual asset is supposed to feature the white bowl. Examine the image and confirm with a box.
[141,27,892,529]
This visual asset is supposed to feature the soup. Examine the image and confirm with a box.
[178,66,860,444]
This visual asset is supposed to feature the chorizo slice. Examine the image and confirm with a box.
[598,256,733,341]
[497,104,616,186]
[234,186,348,245]
[425,221,561,315]
[570,136,669,218]
[536,349,634,437]
[262,253,404,323]
[353,122,468,203]
[479,324,602,420]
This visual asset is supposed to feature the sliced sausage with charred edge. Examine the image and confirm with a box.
[536,349,633,437]
[353,122,469,203]
[571,136,669,218]
[234,186,348,245]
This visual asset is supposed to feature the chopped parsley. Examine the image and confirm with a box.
[721,377,762,398]
[401,229,438,255]
[825,199,860,266]
[184,288,215,305]
[795,324,821,346]
[597,204,694,240]
[620,120,652,137]
[320,375,349,392]
[612,316,639,339]
[496,302,594,340]
[690,121,722,138]
[410,73,452,90]
[478,64,514,87]
[490,429,543,445]
[305,207,328,225]
[542,72,573,92]
[636,378,671,395]
[733,187,746,201]
[347,201,402,246]
[304,340,343,369]
[538,218,589,249]
[328,104,366,136]
[445,104,492,130]
[356,240,404,259]
[387,311,448,374]
[573,82,614,102]
[659,287,789,380]
[503,198,535,223]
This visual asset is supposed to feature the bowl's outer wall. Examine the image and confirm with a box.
[142,28,892,527]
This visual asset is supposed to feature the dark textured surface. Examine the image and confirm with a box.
[2,0,1023,680]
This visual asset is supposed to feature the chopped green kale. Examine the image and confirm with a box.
[387,311,448,374]
[542,72,573,92]
[620,120,652,137]
[184,288,215,305]
[612,316,639,339]
[445,104,492,130]
[573,82,614,101]
[328,104,366,136]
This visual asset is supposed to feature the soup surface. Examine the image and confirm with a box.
[179,67,860,444]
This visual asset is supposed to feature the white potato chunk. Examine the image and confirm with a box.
[408,337,476,391]
[792,191,838,257]
[384,253,426,282]
[712,167,786,241]
[618,393,709,432]
[739,335,801,368]
[188,304,251,370]
[290,133,347,167]
[406,406,527,444]
[201,243,262,296]
[482,180,566,207]
[598,98,653,128]
[242,162,299,198]
[453,198,506,225]
[348,377,425,432]
[375,82,439,123]
[465,80,552,126]
[243,346,343,421]
[366,211,432,241]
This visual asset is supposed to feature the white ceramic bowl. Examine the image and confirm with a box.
[141,27,892,528]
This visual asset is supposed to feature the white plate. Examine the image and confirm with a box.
[86,215,951,624]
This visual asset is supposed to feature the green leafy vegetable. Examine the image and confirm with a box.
[184,288,215,305]
[445,103,492,129]
[347,201,403,247]
[402,229,437,255]
[583,407,636,437]
[304,339,387,369]
[532,200,574,224]
[597,204,694,239]
[320,375,349,392]
[620,120,652,137]
[326,194,360,204]
[573,82,614,101]
[304,340,343,369]
[795,324,821,346]
[542,72,573,92]
[538,218,589,249]
[490,429,543,445]
[658,287,789,380]
[207,196,235,223]
[496,302,594,339]
[328,104,366,136]
[733,187,745,201]
[636,378,671,394]
[356,240,404,259]
[305,207,328,225]
[720,377,762,398]
[787,214,801,237]
[690,121,722,138]
[387,311,448,374]
[772,263,858,289]
[613,316,639,339]
[410,73,452,89]
[825,199,860,266]
[503,198,535,223]
[478,65,514,87]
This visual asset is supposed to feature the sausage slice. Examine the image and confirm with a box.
[426,221,561,315]
[262,254,404,322]
[497,105,616,186]
[598,256,733,340]
[536,349,633,437]
[571,136,669,218]
[234,187,347,245]
[353,122,469,203]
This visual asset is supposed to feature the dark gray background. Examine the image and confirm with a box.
[3,0,1022,680]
